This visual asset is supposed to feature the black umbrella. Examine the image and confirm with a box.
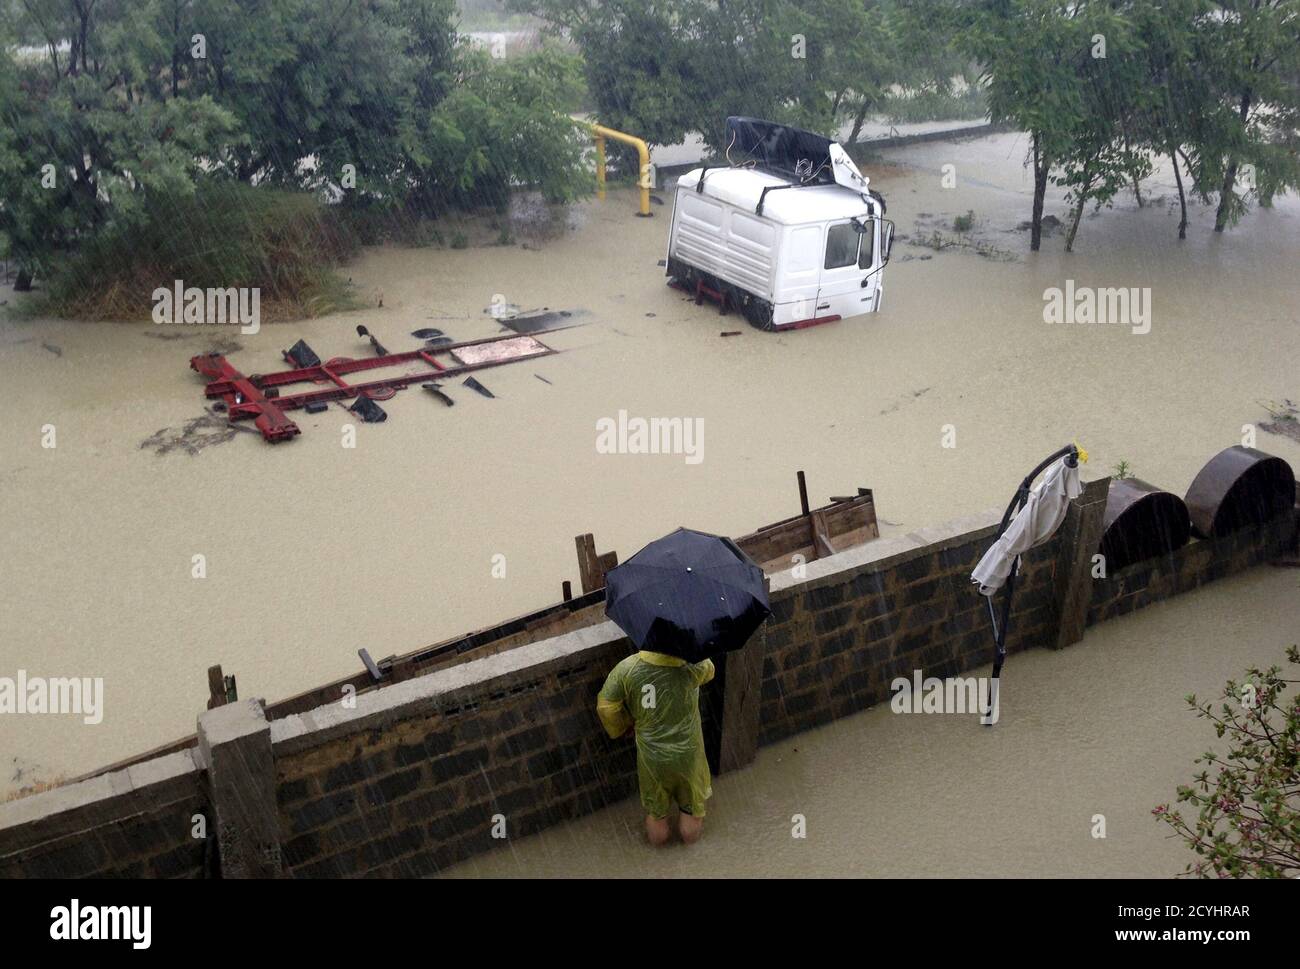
[604,527,771,664]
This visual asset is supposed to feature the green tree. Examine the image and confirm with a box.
[1051,6,1150,251]
[963,0,1099,251]
[516,0,800,152]
[1128,0,1213,239]
[411,43,589,210]
[0,0,237,287]
[1195,0,1300,232]
[515,0,965,152]
[0,0,590,291]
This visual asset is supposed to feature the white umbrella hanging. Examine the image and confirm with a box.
[971,444,1087,724]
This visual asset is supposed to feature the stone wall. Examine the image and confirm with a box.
[0,750,209,879]
[757,512,1061,745]
[1087,514,1296,627]
[3,470,1294,879]
[271,625,646,876]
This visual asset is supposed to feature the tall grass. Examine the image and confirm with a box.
[30,183,362,322]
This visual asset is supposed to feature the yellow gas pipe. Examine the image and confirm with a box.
[589,123,653,217]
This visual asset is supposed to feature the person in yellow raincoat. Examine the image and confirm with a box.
[596,650,715,845]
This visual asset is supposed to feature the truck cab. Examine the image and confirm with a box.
[665,117,894,332]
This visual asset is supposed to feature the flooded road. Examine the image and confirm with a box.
[1,130,1298,802]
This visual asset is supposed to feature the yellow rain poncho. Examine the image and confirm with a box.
[597,651,715,819]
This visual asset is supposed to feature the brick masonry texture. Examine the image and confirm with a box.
[757,527,1061,745]
[271,639,637,877]
[1085,515,1295,627]
[0,750,211,878]
[3,493,1294,879]
[267,626,727,877]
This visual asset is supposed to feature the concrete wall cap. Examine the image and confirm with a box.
[0,773,118,833]
[197,698,270,749]
[904,508,1003,551]
[126,749,202,791]
[272,620,629,754]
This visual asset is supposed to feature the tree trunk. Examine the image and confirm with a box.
[1169,145,1188,240]
[1215,91,1252,232]
[1214,160,1238,233]
[1064,197,1085,252]
[1123,131,1142,207]
[1065,165,1092,253]
[14,269,33,292]
[1030,134,1048,252]
[848,97,871,146]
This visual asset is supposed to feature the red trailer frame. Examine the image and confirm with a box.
[191,332,557,442]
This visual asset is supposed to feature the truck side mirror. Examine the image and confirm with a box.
[881,219,894,264]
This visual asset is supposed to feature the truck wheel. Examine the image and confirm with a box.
[742,297,775,331]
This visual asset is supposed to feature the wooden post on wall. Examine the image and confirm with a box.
[575,533,619,594]
[207,666,226,710]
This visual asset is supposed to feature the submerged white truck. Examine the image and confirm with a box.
[666,117,894,332]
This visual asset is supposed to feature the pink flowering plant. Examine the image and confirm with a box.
[1154,646,1300,878]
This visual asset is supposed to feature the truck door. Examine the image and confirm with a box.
[815,220,878,320]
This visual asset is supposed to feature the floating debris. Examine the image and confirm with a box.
[1259,399,1300,443]
[484,301,524,320]
[464,376,495,398]
[1016,213,1063,234]
[721,330,742,337]
[285,339,321,368]
[422,382,454,406]
[304,401,328,414]
[41,342,62,357]
[535,374,552,385]
[356,324,389,356]
[140,410,256,456]
[411,328,444,340]
[349,395,388,422]
[498,308,579,335]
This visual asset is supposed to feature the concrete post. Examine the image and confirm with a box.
[713,576,769,774]
[717,622,765,773]
[197,698,282,878]
[1052,475,1111,650]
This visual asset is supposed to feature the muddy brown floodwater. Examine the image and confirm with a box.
[1,131,1297,872]
[444,567,1300,877]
